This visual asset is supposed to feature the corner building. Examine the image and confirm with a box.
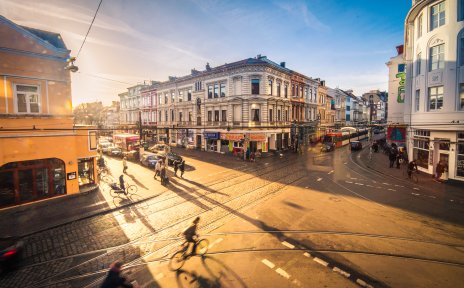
[404,0,464,180]
[0,16,97,208]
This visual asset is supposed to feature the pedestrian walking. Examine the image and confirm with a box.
[179,160,185,178]
[173,160,179,177]
[122,157,128,174]
[160,162,167,185]
[154,160,161,180]
[389,145,398,168]
[434,161,445,182]
[100,261,135,288]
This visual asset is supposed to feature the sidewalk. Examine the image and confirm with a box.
[356,147,464,197]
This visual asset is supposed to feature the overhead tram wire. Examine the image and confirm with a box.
[75,0,104,60]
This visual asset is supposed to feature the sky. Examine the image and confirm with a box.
[0,0,411,106]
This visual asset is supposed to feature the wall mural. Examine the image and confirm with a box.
[396,64,405,103]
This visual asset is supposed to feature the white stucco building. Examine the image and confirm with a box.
[404,0,464,180]
[386,45,406,124]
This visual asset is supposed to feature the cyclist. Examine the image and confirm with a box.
[100,261,135,288]
[182,217,200,254]
[119,174,125,191]
[407,160,418,179]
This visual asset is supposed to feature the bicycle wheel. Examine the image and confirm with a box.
[110,188,120,198]
[126,185,137,196]
[169,251,186,271]
[195,239,209,256]
[99,169,107,177]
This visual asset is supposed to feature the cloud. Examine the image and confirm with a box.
[274,0,330,32]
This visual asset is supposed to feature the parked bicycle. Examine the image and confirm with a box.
[169,238,209,271]
[109,181,138,198]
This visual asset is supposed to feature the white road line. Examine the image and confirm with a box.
[317,177,323,182]
[356,279,373,288]
[345,181,353,184]
[333,267,350,278]
[366,184,373,187]
[413,187,420,190]
[382,182,390,185]
[328,170,334,174]
[450,199,454,202]
[208,237,223,249]
[355,183,364,186]
[344,162,347,164]
[275,268,291,279]
[155,273,164,280]
[313,257,328,267]
[261,259,275,269]
[350,177,358,180]
[428,195,436,199]
[387,188,396,191]
[282,241,295,249]
[411,193,420,196]
[303,252,311,258]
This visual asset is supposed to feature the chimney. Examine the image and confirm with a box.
[396,44,404,55]
[280,62,286,68]
[168,76,177,81]
[256,54,261,59]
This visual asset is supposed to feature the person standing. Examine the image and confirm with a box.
[389,145,398,168]
[160,161,167,185]
[122,157,128,174]
[154,160,161,180]
[435,161,445,182]
[179,160,185,178]
[173,160,179,177]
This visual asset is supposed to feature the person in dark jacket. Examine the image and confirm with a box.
[173,160,179,177]
[389,145,398,168]
[435,161,445,182]
[179,160,185,178]
[100,261,133,288]
[160,161,167,185]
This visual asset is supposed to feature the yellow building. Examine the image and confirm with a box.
[0,16,97,208]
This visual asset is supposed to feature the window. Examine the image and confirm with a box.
[428,86,443,110]
[208,85,213,99]
[460,0,464,21]
[415,89,420,111]
[164,93,168,104]
[207,111,212,122]
[284,84,288,98]
[269,109,273,122]
[171,109,175,121]
[251,79,260,95]
[195,81,202,91]
[214,84,219,98]
[305,88,308,99]
[430,1,445,31]
[188,111,192,122]
[285,110,289,121]
[221,110,227,122]
[269,79,273,95]
[417,13,423,38]
[188,89,192,101]
[89,131,97,150]
[278,109,281,121]
[214,110,219,122]
[300,87,303,98]
[159,112,162,122]
[460,37,464,66]
[413,137,430,169]
[179,91,183,102]
[220,83,226,97]
[171,92,175,103]
[251,109,260,121]
[459,84,464,110]
[416,53,421,75]
[277,82,281,97]
[429,44,444,71]
[165,111,168,122]
[179,112,183,122]
[457,132,464,177]
[15,84,40,113]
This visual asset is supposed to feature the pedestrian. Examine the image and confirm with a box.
[160,162,167,185]
[179,160,185,178]
[173,160,179,177]
[435,161,445,182]
[154,160,161,180]
[389,144,398,168]
[122,157,128,174]
[250,152,255,162]
[119,174,125,191]
[100,261,134,288]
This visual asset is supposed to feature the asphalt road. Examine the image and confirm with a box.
[1,140,463,288]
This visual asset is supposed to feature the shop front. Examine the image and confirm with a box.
[220,133,244,154]
[0,158,66,208]
[78,157,96,187]
[204,132,221,152]
[248,133,267,153]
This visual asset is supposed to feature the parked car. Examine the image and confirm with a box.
[122,150,139,161]
[148,144,167,153]
[0,237,24,274]
[140,152,164,168]
[350,141,363,151]
[108,147,123,157]
[321,142,335,152]
[99,142,112,153]
[166,152,182,166]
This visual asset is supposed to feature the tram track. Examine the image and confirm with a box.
[14,156,304,287]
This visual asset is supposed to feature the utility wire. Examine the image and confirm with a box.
[76,0,104,59]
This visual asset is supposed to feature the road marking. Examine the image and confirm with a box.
[313,257,328,267]
[344,162,347,164]
[305,186,309,188]
[355,183,364,186]
[282,241,295,249]
[382,182,390,185]
[317,178,323,182]
[208,238,223,249]
[450,199,454,202]
[155,273,164,280]
[262,259,275,269]
[413,187,420,190]
[345,181,353,184]
[411,193,420,196]
[376,186,383,189]
[356,279,373,288]
[394,184,404,187]
[333,267,350,278]
[365,184,373,187]
[428,195,436,199]
[328,170,334,174]
[350,177,358,180]
[303,252,311,258]
[275,268,291,279]
[387,188,396,191]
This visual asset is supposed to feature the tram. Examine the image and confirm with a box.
[323,127,369,148]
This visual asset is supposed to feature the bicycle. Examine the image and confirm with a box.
[169,238,209,271]
[109,182,138,198]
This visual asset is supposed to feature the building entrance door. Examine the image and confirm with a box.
[196,135,202,149]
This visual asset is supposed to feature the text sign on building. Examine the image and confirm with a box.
[67,172,77,180]
[220,134,243,141]
[204,132,220,139]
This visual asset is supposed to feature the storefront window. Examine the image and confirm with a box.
[78,158,95,186]
[457,133,464,177]
[0,158,66,208]
[413,138,430,169]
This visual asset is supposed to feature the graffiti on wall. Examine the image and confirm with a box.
[396,64,405,103]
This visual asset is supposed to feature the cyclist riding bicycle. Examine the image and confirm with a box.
[407,160,418,178]
[119,174,125,191]
[182,217,200,254]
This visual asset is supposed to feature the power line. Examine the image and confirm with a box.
[76,0,104,59]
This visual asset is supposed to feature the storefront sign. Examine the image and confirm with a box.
[249,133,266,142]
[67,172,77,180]
[220,133,243,141]
[204,132,220,139]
